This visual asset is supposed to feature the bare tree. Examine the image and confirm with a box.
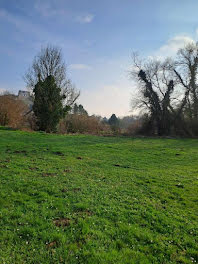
[131,55,177,135]
[173,42,198,121]
[24,45,80,106]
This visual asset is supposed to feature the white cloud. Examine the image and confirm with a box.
[76,14,94,24]
[70,64,92,70]
[154,35,195,59]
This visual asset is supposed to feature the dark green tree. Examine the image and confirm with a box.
[73,103,88,115]
[33,75,69,132]
[108,114,119,126]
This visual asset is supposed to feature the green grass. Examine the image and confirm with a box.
[0,128,198,264]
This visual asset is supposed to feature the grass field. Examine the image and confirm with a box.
[0,128,198,264]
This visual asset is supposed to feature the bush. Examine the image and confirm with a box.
[126,119,144,135]
[58,114,111,135]
[0,94,28,128]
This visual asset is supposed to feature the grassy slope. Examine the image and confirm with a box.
[0,128,198,264]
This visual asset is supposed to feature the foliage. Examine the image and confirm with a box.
[137,69,174,135]
[33,75,69,132]
[0,129,198,263]
[58,114,111,135]
[108,114,120,134]
[72,103,88,115]
[131,46,198,136]
[24,45,79,107]
[0,94,28,128]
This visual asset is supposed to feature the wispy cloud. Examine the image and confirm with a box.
[76,14,94,24]
[154,35,195,59]
[34,1,94,24]
[70,64,92,70]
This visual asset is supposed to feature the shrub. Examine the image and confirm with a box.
[0,94,28,128]
[58,114,111,135]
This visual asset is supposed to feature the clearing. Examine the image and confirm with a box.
[0,128,198,263]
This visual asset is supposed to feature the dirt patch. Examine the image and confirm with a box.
[0,164,8,168]
[114,164,121,167]
[53,151,64,156]
[29,167,39,171]
[53,218,71,227]
[83,210,93,216]
[64,169,71,173]
[46,241,57,249]
[114,164,130,168]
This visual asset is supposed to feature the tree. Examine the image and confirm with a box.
[108,114,119,126]
[131,55,187,135]
[73,103,88,115]
[108,114,120,134]
[172,42,198,133]
[137,69,174,135]
[24,45,79,106]
[33,75,69,132]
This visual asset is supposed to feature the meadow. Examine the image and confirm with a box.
[0,128,198,264]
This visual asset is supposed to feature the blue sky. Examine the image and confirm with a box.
[0,0,198,117]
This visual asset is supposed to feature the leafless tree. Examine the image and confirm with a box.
[173,42,198,121]
[130,52,194,135]
[24,45,80,106]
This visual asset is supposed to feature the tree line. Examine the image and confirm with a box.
[0,42,198,136]
[131,42,198,136]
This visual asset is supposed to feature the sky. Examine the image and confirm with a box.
[0,0,198,117]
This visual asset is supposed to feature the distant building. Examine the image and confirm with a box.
[18,90,33,110]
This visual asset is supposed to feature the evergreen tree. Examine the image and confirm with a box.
[72,103,88,115]
[108,114,119,126]
[33,75,69,132]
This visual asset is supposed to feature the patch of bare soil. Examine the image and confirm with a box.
[53,218,71,227]
[46,241,57,249]
[114,164,121,167]
[29,167,39,171]
[0,164,8,168]
[114,164,130,168]
[64,169,71,173]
